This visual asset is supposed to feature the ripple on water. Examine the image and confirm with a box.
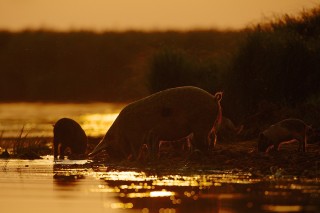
[0,157,320,213]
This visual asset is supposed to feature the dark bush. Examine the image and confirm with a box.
[147,47,222,94]
[0,30,243,102]
[225,6,320,122]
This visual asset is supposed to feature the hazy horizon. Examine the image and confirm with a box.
[0,0,318,32]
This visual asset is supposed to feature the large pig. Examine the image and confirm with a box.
[53,118,87,159]
[89,86,223,160]
[258,118,313,152]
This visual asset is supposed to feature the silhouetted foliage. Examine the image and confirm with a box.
[0,30,243,102]
[225,6,320,123]
[147,48,222,94]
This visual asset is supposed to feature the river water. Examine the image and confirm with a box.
[0,103,320,212]
[0,158,319,213]
[0,102,125,138]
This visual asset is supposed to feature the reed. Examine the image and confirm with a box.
[0,127,51,159]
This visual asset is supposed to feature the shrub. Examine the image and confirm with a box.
[225,6,320,122]
[147,47,221,94]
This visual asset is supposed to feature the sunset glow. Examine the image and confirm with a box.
[0,0,317,31]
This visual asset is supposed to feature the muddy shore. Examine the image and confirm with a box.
[1,137,319,179]
[85,139,320,179]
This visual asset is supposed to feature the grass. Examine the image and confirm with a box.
[0,131,101,160]
[0,127,51,159]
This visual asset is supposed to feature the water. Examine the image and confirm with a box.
[0,158,319,213]
[0,103,320,212]
[0,102,125,138]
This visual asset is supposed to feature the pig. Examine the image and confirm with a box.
[258,118,313,152]
[53,118,87,159]
[89,86,223,160]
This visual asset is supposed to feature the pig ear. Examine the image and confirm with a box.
[215,92,223,102]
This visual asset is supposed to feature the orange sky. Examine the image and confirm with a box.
[0,0,318,31]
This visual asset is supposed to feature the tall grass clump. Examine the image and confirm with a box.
[8,126,51,158]
[12,126,28,155]
[226,6,320,123]
[147,47,222,94]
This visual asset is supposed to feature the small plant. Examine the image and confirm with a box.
[2,126,51,159]
[12,125,29,156]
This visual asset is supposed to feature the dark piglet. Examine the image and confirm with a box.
[53,118,87,159]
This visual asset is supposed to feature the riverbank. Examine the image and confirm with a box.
[1,137,319,178]
[99,140,320,179]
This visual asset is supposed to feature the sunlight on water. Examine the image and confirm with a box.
[97,171,157,181]
[0,102,125,137]
[262,205,303,212]
[150,190,175,197]
[85,169,320,212]
[80,113,119,137]
[0,158,320,213]
[92,170,260,203]
[109,202,134,209]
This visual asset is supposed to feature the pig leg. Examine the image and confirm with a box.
[54,141,59,159]
[193,131,209,153]
[298,135,306,152]
[208,130,217,150]
[183,134,193,152]
[143,130,159,160]
[137,144,149,161]
[59,144,67,159]
[274,141,281,151]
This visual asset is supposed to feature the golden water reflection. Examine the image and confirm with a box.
[80,113,119,137]
[84,169,320,212]
[0,103,125,137]
[1,157,319,213]
[262,205,303,212]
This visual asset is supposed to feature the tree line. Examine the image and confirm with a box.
[0,29,243,102]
